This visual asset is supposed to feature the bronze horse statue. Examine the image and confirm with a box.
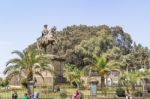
[37,26,57,53]
[38,36,56,53]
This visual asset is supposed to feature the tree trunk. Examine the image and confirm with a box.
[27,69,33,81]
[27,69,34,98]
[44,46,47,54]
[27,81,34,99]
[132,84,136,91]
[101,76,107,96]
[101,76,105,89]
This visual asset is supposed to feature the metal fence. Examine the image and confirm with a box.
[0,88,116,99]
[1,86,145,99]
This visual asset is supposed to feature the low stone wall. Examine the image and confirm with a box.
[143,93,150,97]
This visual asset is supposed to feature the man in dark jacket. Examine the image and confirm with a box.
[12,90,18,99]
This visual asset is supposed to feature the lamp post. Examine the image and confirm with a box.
[89,77,98,99]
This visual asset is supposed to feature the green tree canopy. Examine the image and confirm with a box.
[4,49,53,82]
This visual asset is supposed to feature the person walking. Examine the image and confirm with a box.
[125,89,132,99]
[72,90,80,99]
[21,93,29,99]
[12,90,18,99]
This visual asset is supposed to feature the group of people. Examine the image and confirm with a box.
[12,90,39,99]
[12,90,80,99]
[12,91,28,99]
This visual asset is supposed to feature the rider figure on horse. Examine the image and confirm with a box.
[42,24,49,36]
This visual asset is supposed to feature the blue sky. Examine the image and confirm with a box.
[0,0,150,76]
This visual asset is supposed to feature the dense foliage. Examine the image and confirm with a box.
[0,78,9,87]
[116,87,125,97]
[4,49,52,81]
[28,25,150,71]
[24,25,150,90]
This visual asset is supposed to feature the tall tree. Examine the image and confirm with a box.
[63,64,83,88]
[4,49,52,81]
[4,49,53,96]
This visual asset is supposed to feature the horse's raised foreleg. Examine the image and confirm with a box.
[36,42,40,50]
[43,45,47,54]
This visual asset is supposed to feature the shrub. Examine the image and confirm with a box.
[80,91,84,99]
[59,89,67,99]
[133,90,142,97]
[0,79,9,87]
[116,87,125,97]
[21,78,27,88]
[60,83,72,88]
[147,85,150,93]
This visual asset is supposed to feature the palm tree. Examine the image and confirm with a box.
[4,49,53,96]
[83,55,120,89]
[63,64,74,86]
[119,70,150,92]
[93,55,109,88]
[119,71,140,91]
[63,64,82,88]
